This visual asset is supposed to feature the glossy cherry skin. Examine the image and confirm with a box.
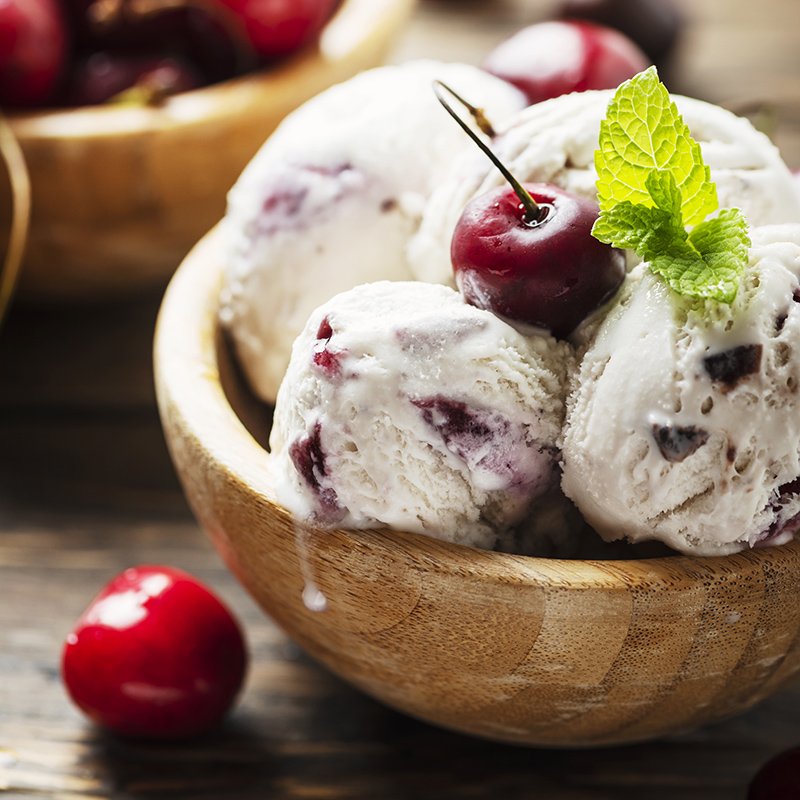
[62,565,247,739]
[215,0,339,59]
[483,20,649,105]
[452,183,625,339]
[748,748,800,800]
[0,0,69,107]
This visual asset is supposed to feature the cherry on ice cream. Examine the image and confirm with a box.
[483,20,649,105]
[62,565,247,738]
[435,81,625,339]
[452,183,625,338]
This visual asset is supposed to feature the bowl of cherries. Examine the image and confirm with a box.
[0,0,415,301]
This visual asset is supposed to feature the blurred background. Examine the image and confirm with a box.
[1,0,799,797]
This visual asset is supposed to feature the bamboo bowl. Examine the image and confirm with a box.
[0,0,414,302]
[155,228,800,748]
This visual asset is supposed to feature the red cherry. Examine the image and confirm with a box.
[452,183,625,339]
[0,0,69,107]
[62,565,247,739]
[748,747,800,799]
[483,20,649,105]
[214,0,339,59]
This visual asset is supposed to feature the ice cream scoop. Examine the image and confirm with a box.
[269,281,571,550]
[220,61,525,404]
[410,90,800,288]
[561,223,800,556]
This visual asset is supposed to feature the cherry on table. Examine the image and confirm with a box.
[452,183,625,339]
[748,747,800,799]
[61,565,247,739]
[483,20,649,106]
[0,0,69,107]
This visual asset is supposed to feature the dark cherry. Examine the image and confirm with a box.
[483,20,649,105]
[80,2,247,86]
[748,747,800,799]
[215,0,339,59]
[62,565,247,738]
[452,183,625,338]
[558,0,684,65]
[64,52,201,106]
[0,0,69,107]
[434,81,625,338]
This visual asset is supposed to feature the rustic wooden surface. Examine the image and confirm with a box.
[2,0,800,797]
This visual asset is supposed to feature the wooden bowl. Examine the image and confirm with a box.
[155,228,800,747]
[0,0,414,302]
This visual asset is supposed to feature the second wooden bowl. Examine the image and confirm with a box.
[155,228,800,747]
[1,0,414,302]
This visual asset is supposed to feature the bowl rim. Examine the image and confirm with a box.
[154,225,800,590]
[6,0,417,140]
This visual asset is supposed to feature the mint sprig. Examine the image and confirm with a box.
[592,66,750,303]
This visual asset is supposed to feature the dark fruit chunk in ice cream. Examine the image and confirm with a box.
[652,424,709,462]
[452,183,626,339]
[748,746,800,799]
[483,20,649,106]
[289,421,342,518]
[703,344,763,389]
[412,396,554,492]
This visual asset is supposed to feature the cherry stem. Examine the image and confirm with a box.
[433,80,542,223]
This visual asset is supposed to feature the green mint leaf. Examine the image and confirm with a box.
[645,170,682,217]
[592,201,684,254]
[595,66,717,226]
[592,67,750,305]
[649,210,751,302]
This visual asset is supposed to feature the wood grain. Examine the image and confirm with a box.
[154,229,800,748]
[0,0,415,302]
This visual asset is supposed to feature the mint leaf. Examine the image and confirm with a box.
[593,67,750,304]
[595,66,717,226]
[645,170,682,217]
[648,211,750,302]
[592,201,683,254]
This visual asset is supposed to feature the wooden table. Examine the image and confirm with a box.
[2,2,799,797]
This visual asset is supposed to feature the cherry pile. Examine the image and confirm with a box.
[0,0,338,108]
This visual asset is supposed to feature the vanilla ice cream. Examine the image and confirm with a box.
[269,281,571,550]
[220,61,525,404]
[411,90,800,287]
[561,224,800,556]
